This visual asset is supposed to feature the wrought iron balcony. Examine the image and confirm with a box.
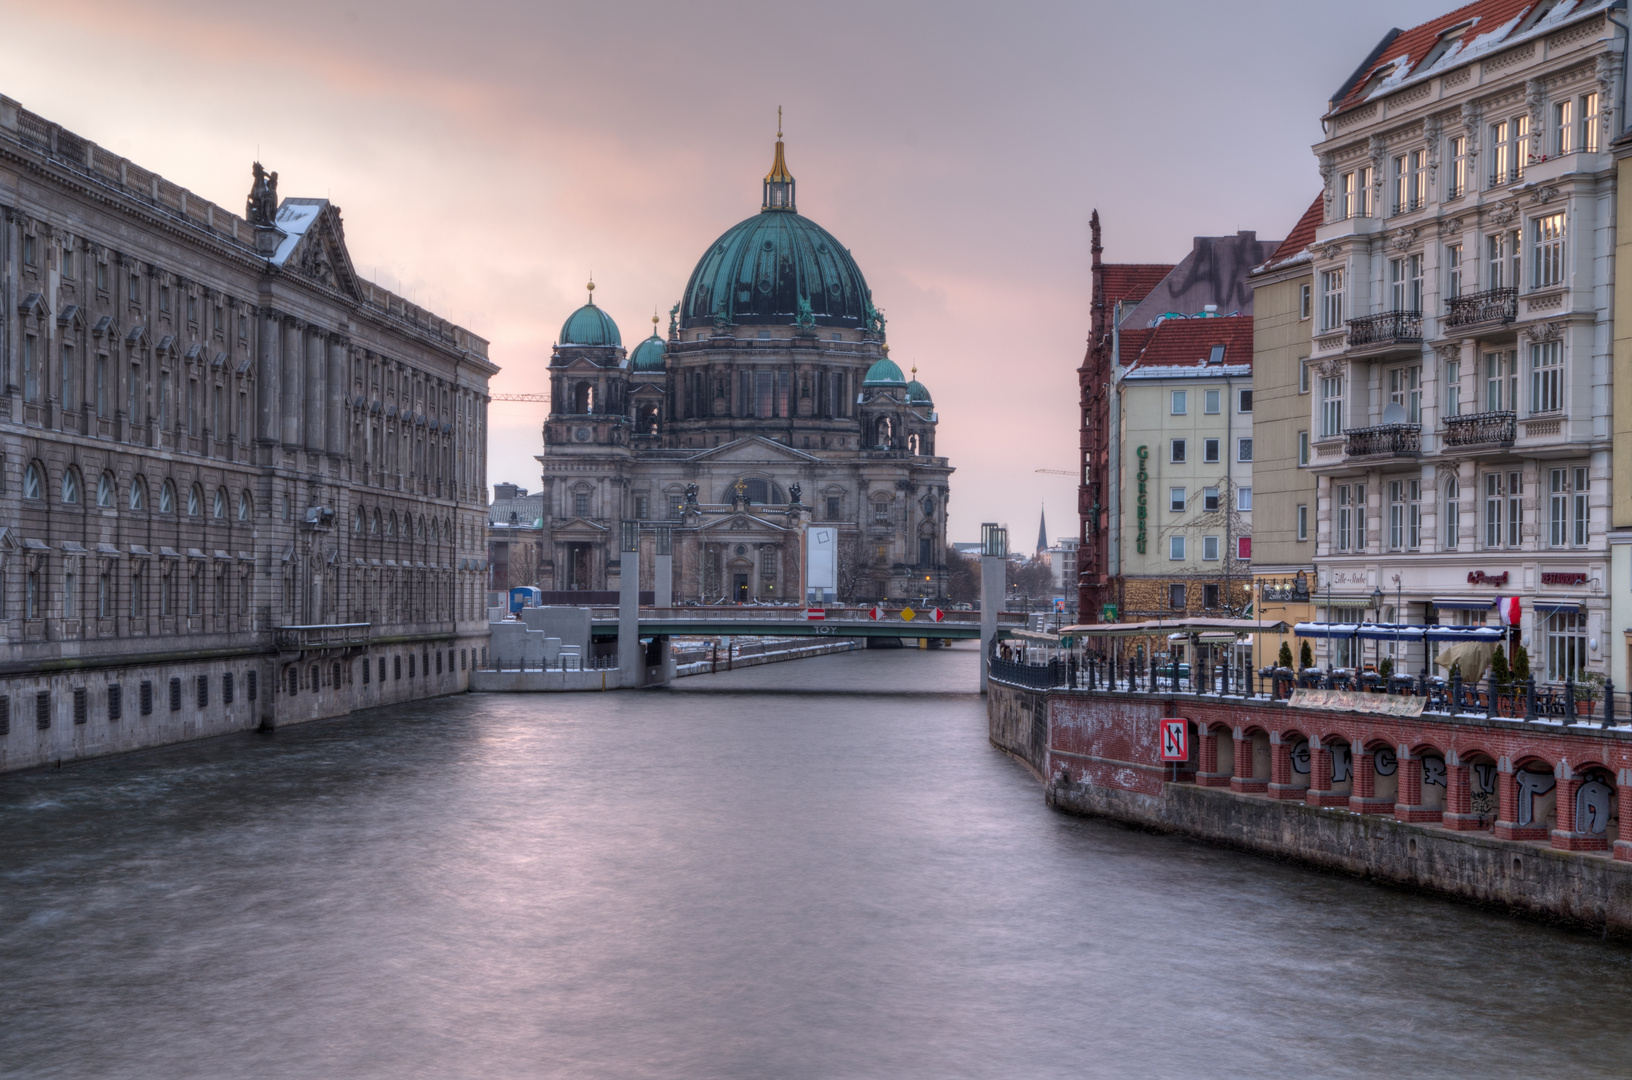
[1442,410,1516,449]
[1444,288,1517,330]
[1346,310,1422,348]
[1344,423,1421,458]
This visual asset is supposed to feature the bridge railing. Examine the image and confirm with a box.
[585,605,1017,627]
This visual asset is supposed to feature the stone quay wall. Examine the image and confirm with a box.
[990,679,1632,934]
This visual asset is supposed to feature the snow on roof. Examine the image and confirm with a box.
[1329,0,1606,117]
[269,200,324,266]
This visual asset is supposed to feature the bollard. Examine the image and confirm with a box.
[1222,656,1231,696]
[1565,673,1576,722]
[1525,675,1537,721]
[1450,670,1462,713]
[1486,674,1497,719]
[1605,680,1617,729]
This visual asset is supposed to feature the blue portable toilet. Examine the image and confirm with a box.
[509,586,542,614]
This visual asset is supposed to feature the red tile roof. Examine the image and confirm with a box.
[1102,264,1176,311]
[1267,195,1324,264]
[1329,0,1593,116]
[1118,315,1255,370]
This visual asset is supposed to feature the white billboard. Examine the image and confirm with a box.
[806,527,837,596]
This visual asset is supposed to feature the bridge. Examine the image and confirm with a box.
[584,606,1023,640]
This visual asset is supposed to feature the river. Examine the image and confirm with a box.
[2,643,1630,1079]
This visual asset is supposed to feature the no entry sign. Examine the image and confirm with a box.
[1159,719,1189,762]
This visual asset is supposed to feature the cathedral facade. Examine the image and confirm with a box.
[536,137,952,604]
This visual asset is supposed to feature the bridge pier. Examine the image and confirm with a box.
[979,524,1008,694]
[618,522,641,686]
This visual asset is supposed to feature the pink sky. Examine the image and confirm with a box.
[4,0,1435,544]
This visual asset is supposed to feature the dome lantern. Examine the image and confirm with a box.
[762,109,795,213]
[559,277,622,347]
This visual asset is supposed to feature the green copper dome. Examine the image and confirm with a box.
[560,283,621,347]
[863,356,907,387]
[630,333,667,373]
[679,138,875,331]
[906,379,932,405]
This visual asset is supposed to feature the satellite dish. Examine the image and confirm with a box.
[1381,402,1408,425]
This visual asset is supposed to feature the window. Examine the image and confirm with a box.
[1297,504,1309,541]
[23,462,41,500]
[1170,390,1187,415]
[1444,359,1461,418]
[1169,535,1185,560]
[1487,230,1520,289]
[1203,438,1220,464]
[95,355,108,417]
[1388,366,1421,424]
[1556,97,1575,155]
[1388,479,1420,551]
[159,481,174,514]
[1543,611,1588,684]
[1447,134,1469,198]
[1446,243,1463,300]
[1169,487,1186,513]
[1581,91,1600,153]
[1204,583,1220,608]
[22,336,38,403]
[1298,431,1310,466]
[1393,149,1426,213]
[1389,253,1423,312]
[1444,477,1460,548]
[1170,439,1186,463]
[97,472,113,507]
[1336,483,1366,552]
[825,496,841,519]
[1484,470,1523,548]
[1340,166,1373,218]
[1320,376,1344,438]
[1203,487,1220,512]
[186,485,201,517]
[1203,389,1220,415]
[108,684,121,721]
[1485,350,1517,411]
[1169,583,1186,609]
[1299,283,1312,321]
[128,274,140,304]
[169,677,182,712]
[61,468,79,504]
[213,488,226,519]
[1237,389,1252,413]
[1299,360,1310,395]
[1489,115,1528,186]
[1321,269,1345,331]
[160,285,170,313]
[573,492,589,517]
[1549,466,1590,548]
[1530,340,1562,414]
[1237,487,1252,511]
[22,232,35,266]
[1202,536,1220,561]
[1532,212,1565,288]
[1237,438,1252,462]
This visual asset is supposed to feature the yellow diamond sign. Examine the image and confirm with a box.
[900,607,916,621]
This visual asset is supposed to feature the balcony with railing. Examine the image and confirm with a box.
[1444,288,1516,332]
[1345,310,1422,353]
[275,623,372,652]
[1343,423,1421,458]
[1442,410,1516,449]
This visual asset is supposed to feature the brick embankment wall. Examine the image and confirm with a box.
[993,680,1632,935]
[988,681,1048,778]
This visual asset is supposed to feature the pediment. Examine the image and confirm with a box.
[688,436,822,465]
[552,517,609,537]
[698,512,790,535]
[269,199,362,300]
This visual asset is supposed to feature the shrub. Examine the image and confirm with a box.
[1300,641,1314,670]
[1491,644,1509,690]
[1277,642,1294,669]
[1378,657,1393,681]
[1512,644,1531,687]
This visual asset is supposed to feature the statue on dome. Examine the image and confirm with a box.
[668,302,680,339]
[795,296,816,330]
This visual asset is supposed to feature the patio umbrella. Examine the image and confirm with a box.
[1434,640,1495,682]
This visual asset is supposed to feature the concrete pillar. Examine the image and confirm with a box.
[257,312,280,443]
[978,523,1007,694]
[1615,768,1632,861]
[281,320,303,448]
[327,337,347,457]
[1306,739,1337,807]
[1350,743,1391,814]
[654,554,672,608]
[617,522,640,686]
[306,330,326,453]
[1268,735,1302,800]
[1442,758,1482,830]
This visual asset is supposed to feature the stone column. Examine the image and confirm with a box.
[1306,737,1344,807]
[1268,733,1302,800]
[327,336,347,457]
[1615,768,1632,861]
[1395,750,1441,823]
[979,526,1007,694]
[1196,723,1229,787]
[306,330,326,453]
[1442,756,1481,830]
[1492,760,1523,840]
[617,522,640,686]
[281,319,304,448]
[654,554,673,608]
[257,312,280,443]
[1350,742,1383,814]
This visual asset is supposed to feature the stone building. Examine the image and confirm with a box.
[0,94,495,771]
[1304,0,1623,680]
[534,134,953,604]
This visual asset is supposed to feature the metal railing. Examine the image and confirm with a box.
[1442,410,1516,448]
[1344,423,1421,457]
[1445,287,1516,329]
[1346,310,1422,347]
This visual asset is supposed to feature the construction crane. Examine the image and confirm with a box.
[490,393,550,403]
[1035,468,1075,477]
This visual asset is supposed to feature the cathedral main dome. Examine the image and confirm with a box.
[678,137,874,331]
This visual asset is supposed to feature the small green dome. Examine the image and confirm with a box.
[906,379,932,405]
[560,284,621,347]
[631,333,667,373]
[863,356,907,387]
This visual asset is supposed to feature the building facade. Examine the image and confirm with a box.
[1304,0,1624,680]
[0,94,495,771]
[534,136,953,605]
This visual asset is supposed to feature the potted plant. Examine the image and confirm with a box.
[1577,669,1606,718]
[1299,640,1314,671]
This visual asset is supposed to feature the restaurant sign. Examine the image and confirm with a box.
[1467,570,1509,586]
[1540,572,1587,586]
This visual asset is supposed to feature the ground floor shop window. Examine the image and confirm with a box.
[1542,611,1587,683]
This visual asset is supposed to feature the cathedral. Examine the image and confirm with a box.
[535,133,952,604]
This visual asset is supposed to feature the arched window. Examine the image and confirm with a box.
[574,381,594,414]
[430,518,439,543]
[130,477,146,511]
[23,462,42,500]
[239,491,251,521]
[875,416,893,447]
[61,467,81,504]
[354,508,363,534]
[386,512,396,538]
[908,433,921,455]
[97,472,115,508]
[1444,476,1461,548]
[159,480,175,514]
[213,487,227,519]
[638,404,659,435]
[187,484,202,516]
[418,515,427,541]
[371,509,381,536]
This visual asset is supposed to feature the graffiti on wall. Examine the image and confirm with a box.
[1515,769,1556,827]
[1577,778,1613,835]
[1471,761,1498,816]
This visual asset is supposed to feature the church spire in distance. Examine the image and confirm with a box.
[762,106,796,212]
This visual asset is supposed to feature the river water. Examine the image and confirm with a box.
[3,643,1631,1079]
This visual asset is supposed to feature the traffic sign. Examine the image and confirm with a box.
[804,608,826,621]
[1159,719,1189,762]
[868,606,883,621]
[900,606,917,622]
[930,608,944,622]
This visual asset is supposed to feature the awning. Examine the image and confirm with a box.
[1010,629,1062,645]
[1534,602,1580,615]
[1057,617,1288,637]
[1311,596,1375,610]
[1432,597,1495,610]
[1292,622,1360,639]
[1301,622,1507,643]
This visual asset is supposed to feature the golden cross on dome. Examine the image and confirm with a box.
[777,105,782,139]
